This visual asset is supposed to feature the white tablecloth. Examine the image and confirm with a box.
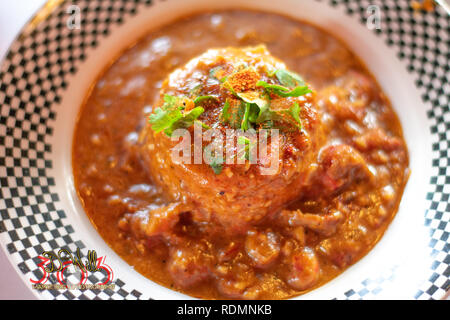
[0,0,46,300]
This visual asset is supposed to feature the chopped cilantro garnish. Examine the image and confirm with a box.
[248,104,260,123]
[282,102,302,129]
[194,95,218,105]
[209,157,223,174]
[148,95,183,133]
[163,106,205,136]
[194,120,211,130]
[237,136,255,161]
[241,103,251,131]
[220,77,309,131]
[148,94,205,136]
[222,100,246,130]
[232,92,270,130]
[221,100,231,122]
[236,91,269,112]
[274,69,305,88]
[231,101,246,129]
[150,67,310,138]
[256,81,312,98]
[256,107,282,124]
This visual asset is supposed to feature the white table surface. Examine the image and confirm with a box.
[0,0,46,300]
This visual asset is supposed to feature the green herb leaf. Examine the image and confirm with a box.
[256,81,312,98]
[221,100,231,122]
[256,102,303,130]
[226,100,246,129]
[281,86,312,98]
[235,92,271,130]
[237,136,255,161]
[148,95,205,136]
[209,157,223,174]
[217,67,309,132]
[148,95,183,133]
[274,69,305,88]
[238,136,250,144]
[256,81,287,94]
[194,95,218,105]
[256,108,283,125]
[194,120,211,130]
[248,104,260,123]
[164,106,205,136]
[283,102,302,129]
[241,103,251,131]
[236,91,269,111]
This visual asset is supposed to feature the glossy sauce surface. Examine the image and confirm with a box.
[73,11,409,299]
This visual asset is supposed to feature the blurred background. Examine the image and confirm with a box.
[0,1,46,60]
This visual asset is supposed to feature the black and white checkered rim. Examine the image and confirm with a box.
[0,0,448,300]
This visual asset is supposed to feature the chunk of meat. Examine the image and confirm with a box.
[218,242,241,263]
[353,128,403,152]
[318,144,373,193]
[214,262,256,299]
[317,71,378,123]
[121,202,193,239]
[167,242,213,288]
[285,247,320,291]
[278,209,344,236]
[245,230,280,268]
[317,238,363,269]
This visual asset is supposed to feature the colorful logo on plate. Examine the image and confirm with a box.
[30,248,115,290]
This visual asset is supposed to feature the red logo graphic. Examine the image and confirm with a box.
[30,248,114,287]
